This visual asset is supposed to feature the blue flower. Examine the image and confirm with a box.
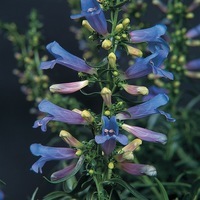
[142,86,168,101]
[30,144,84,181]
[40,41,96,75]
[116,94,175,122]
[124,51,173,80]
[95,116,128,155]
[30,144,77,173]
[70,0,108,35]
[33,100,87,132]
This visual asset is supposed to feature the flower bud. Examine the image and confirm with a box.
[122,18,130,28]
[122,139,142,152]
[75,149,83,156]
[60,130,83,148]
[101,87,112,107]
[81,110,94,123]
[126,45,143,57]
[108,162,114,169]
[102,39,112,50]
[82,20,95,32]
[122,84,149,95]
[115,24,123,33]
[108,52,116,68]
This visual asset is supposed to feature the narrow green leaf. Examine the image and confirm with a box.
[43,191,69,200]
[104,178,148,200]
[30,187,39,200]
[154,178,169,200]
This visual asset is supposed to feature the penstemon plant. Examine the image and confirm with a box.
[29,0,175,199]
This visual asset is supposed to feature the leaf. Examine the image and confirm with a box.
[63,174,93,194]
[104,178,148,200]
[30,187,39,200]
[43,191,70,200]
[191,178,200,200]
[154,178,169,200]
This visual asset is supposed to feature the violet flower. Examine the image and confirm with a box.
[50,80,89,94]
[40,41,96,75]
[95,116,128,155]
[185,59,200,71]
[30,144,84,181]
[186,24,200,39]
[33,100,87,132]
[116,162,157,176]
[30,143,77,173]
[142,86,168,101]
[116,94,175,122]
[70,0,108,35]
[123,51,173,80]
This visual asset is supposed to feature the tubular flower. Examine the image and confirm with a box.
[70,0,108,35]
[116,94,175,122]
[40,41,96,75]
[116,162,157,176]
[123,51,173,80]
[30,144,84,181]
[142,86,168,101]
[121,124,167,144]
[33,100,87,132]
[129,24,167,43]
[185,59,200,71]
[95,116,128,155]
[186,24,200,38]
[121,84,149,96]
[49,80,89,94]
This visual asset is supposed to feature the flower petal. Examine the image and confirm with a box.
[30,144,77,173]
[101,139,116,155]
[33,100,87,132]
[117,162,157,176]
[40,41,95,74]
[129,24,166,43]
[116,94,170,120]
[185,59,200,71]
[122,124,167,144]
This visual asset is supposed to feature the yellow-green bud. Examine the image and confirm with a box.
[102,39,112,50]
[115,23,123,33]
[167,14,173,20]
[108,162,114,169]
[115,36,121,40]
[173,81,180,87]
[89,169,94,175]
[82,20,94,32]
[126,45,143,57]
[75,149,82,156]
[104,110,110,116]
[186,13,194,19]
[101,87,112,107]
[81,110,94,123]
[108,52,116,68]
[113,71,119,76]
[122,18,130,28]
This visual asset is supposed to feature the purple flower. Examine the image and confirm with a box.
[40,41,96,75]
[116,162,157,176]
[185,59,200,71]
[123,51,173,80]
[0,190,4,200]
[116,94,175,122]
[33,100,87,132]
[142,86,168,101]
[50,80,89,94]
[121,124,167,144]
[70,0,108,35]
[129,24,167,43]
[30,144,78,173]
[95,116,128,155]
[30,144,85,181]
[186,24,200,39]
